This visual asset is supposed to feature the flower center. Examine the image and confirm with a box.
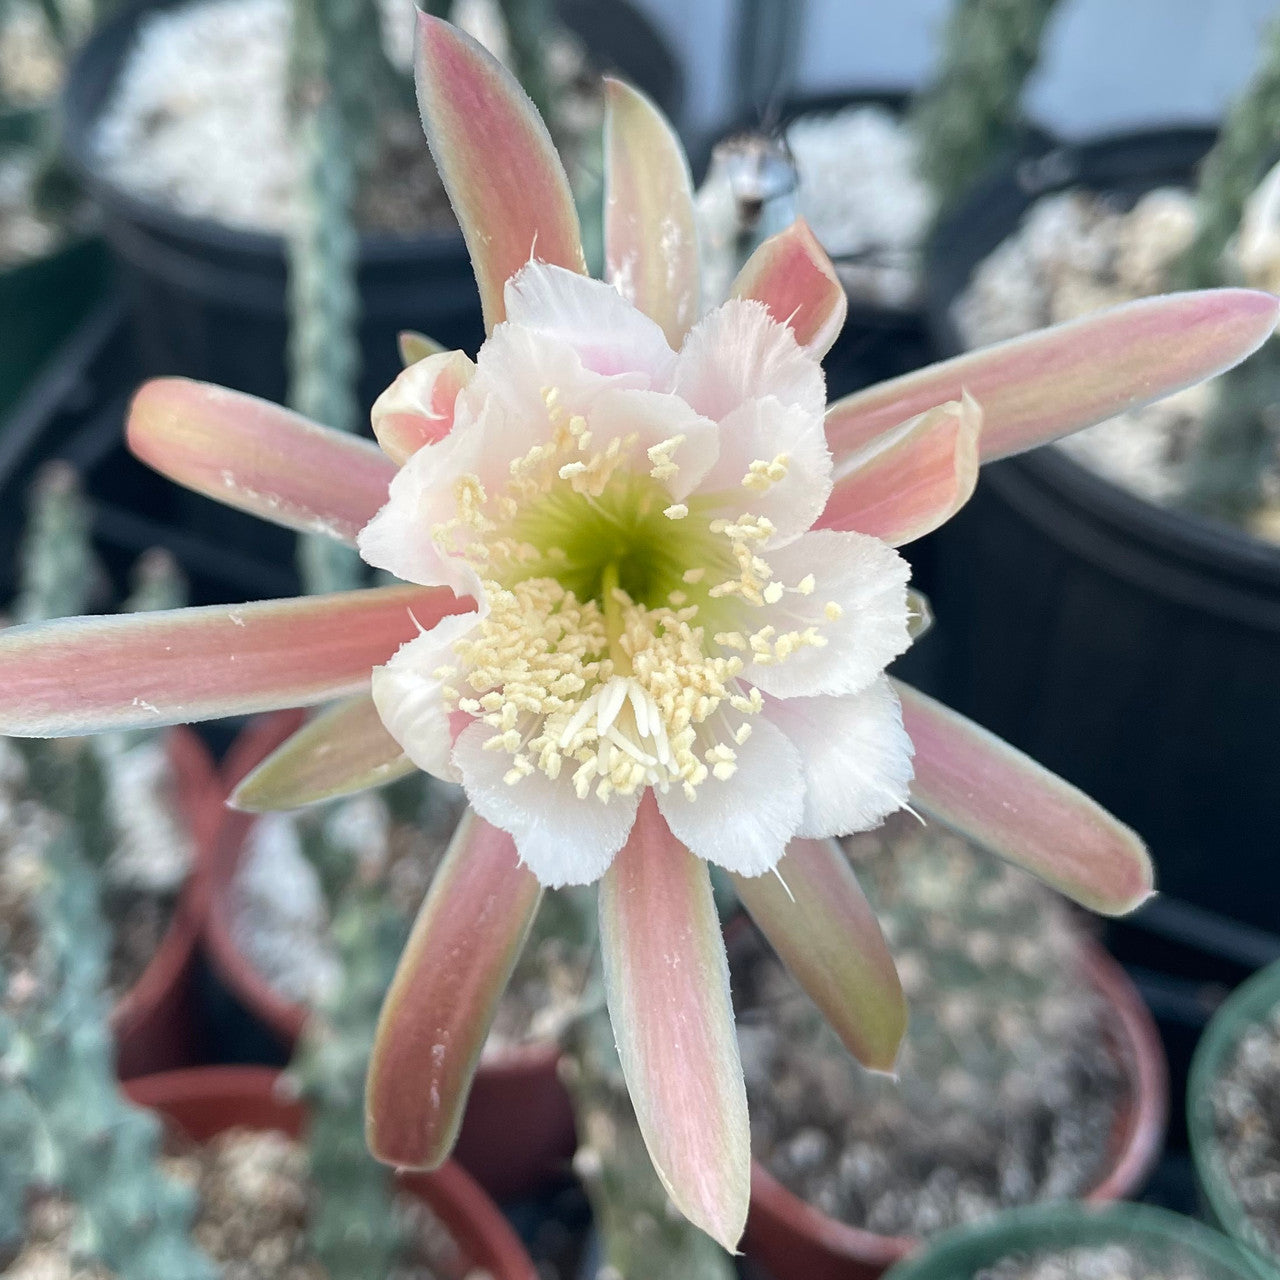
[431,385,842,803]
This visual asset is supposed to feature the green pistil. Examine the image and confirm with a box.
[600,561,633,675]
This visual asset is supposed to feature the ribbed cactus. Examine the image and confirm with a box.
[1176,15,1280,524]
[1178,14,1280,292]
[908,0,1062,214]
[0,465,212,1273]
[0,817,216,1278]
[289,868,412,1277]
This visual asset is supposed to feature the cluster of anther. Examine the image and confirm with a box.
[430,383,844,804]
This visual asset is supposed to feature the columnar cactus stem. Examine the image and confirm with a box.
[1183,340,1279,522]
[1174,15,1280,521]
[908,0,1061,214]
[1178,14,1280,292]
[14,462,98,625]
[1,809,215,1277]
[289,874,412,1277]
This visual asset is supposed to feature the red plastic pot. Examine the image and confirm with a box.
[123,1065,537,1280]
[113,726,221,1079]
[203,710,577,1201]
[742,941,1169,1280]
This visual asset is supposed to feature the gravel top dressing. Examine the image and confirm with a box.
[735,815,1128,1239]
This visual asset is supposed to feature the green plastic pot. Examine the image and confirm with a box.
[1189,958,1280,1272]
[882,1202,1269,1280]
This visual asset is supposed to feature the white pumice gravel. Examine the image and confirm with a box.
[786,105,935,309]
[93,0,302,232]
[976,1242,1214,1280]
[953,186,1280,515]
[228,811,342,1007]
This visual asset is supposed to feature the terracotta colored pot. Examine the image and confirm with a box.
[742,941,1169,1280]
[122,1065,537,1280]
[203,711,577,1200]
[113,726,221,1079]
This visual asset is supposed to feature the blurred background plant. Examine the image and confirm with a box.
[0,463,215,1276]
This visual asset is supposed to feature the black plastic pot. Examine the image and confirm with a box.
[62,0,683,410]
[0,298,298,609]
[696,90,1054,400]
[918,127,1280,932]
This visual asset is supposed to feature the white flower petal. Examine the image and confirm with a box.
[697,396,832,543]
[656,714,803,876]
[586,388,720,500]
[503,261,677,384]
[763,679,914,838]
[371,611,483,784]
[357,420,487,599]
[675,298,825,421]
[744,529,912,700]
[453,720,641,887]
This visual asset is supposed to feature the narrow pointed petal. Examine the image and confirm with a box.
[826,290,1280,463]
[822,395,981,544]
[230,696,416,811]
[372,349,475,464]
[0,586,464,737]
[730,218,847,359]
[732,837,906,1072]
[367,812,541,1169]
[128,378,396,544]
[399,330,445,365]
[604,78,699,346]
[416,14,585,333]
[598,796,749,1251]
[896,681,1154,915]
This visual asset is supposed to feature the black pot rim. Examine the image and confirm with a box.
[925,124,1280,616]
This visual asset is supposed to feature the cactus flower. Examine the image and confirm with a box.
[0,17,1275,1252]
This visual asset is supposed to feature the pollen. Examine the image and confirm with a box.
[742,453,790,492]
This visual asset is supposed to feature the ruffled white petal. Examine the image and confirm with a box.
[453,720,641,886]
[504,261,677,385]
[370,611,483,784]
[743,529,912,700]
[656,714,803,876]
[762,678,914,838]
[357,418,488,600]
[674,298,825,422]
[696,396,832,544]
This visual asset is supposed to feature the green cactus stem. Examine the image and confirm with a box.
[908,0,1062,215]
[1173,15,1280,524]
[0,778,215,1277]
[1178,13,1280,292]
